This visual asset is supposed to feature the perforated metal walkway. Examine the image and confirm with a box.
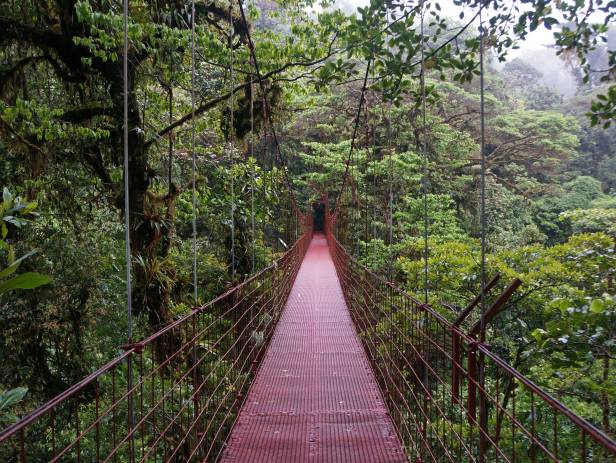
[221,234,407,462]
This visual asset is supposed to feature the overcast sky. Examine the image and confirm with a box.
[325,0,581,95]
[334,0,558,53]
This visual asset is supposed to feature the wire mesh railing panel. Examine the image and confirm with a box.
[325,211,616,463]
[0,227,311,463]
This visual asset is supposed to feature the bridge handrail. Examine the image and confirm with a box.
[326,224,616,459]
[0,227,312,453]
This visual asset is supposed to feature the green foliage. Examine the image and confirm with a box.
[0,272,51,295]
[489,110,580,186]
[560,207,616,235]
[480,178,546,249]
[398,232,615,429]
[398,194,466,242]
[0,387,28,426]
[0,189,50,298]
[0,189,52,425]
[399,238,479,307]
[589,85,616,128]
[535,176,612,243]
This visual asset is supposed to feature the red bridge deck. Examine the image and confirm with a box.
[221,234,407,462]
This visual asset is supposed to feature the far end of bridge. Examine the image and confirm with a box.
[221,233,407,462]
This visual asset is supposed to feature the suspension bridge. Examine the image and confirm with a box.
[1,204,615,461]
[1,0,616,462]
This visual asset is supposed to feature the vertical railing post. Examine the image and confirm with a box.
[478,349,489,462]
[452,331,460,404]
[127,351,135,463]
[139,349,146,459]
[192,313,201,459]
[19,428,25,463]
[467,341,477,425]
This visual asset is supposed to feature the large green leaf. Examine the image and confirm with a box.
[0,250,38,278]
[589,299,605,314]
[2,187,13,208]
[0,387,28,411]
[0,387,28,425]
[0,272,51,294]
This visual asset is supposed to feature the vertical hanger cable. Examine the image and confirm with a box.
[478,7,489,462]
[168,55,174,193]
[250,56,256,273]
[122,0,132,343]
[229,0,236,280]
[479,8,487,342]
[191,0,198,303]
[386,6,394,281]
[333,58,372,216]
[122,0,135,458]
[364,105,370,261]
[420,0,429,304]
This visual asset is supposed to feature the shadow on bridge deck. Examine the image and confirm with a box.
[221,233,407,462]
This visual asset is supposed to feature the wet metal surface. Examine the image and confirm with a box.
[221,234,407,462]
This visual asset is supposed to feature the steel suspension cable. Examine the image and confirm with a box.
[168,56,174,193]
[478,10,487,344]
[122,0,132,345]
[333,58,372,216]
[352,107,361,256]
[250,56,256,273]
[364,64,376,264]
[228,0,236,281]
[122,0,135,458]
[364,106,371,261]
[371,118,377,269]
[190,0,198,304]
[387,107,393,254]
[478,8,489,462]
[189,9,200,450]
[420,1,429,304]
[418,8,431,455]
[385,6,394,281]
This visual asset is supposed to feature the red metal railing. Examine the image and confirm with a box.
[0,220,312,462]
[325,208,616,463]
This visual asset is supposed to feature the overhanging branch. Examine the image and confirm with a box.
[145,44,338,148]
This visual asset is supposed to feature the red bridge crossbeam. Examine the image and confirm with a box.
[325,208,616,463]
[0,217,312,463]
